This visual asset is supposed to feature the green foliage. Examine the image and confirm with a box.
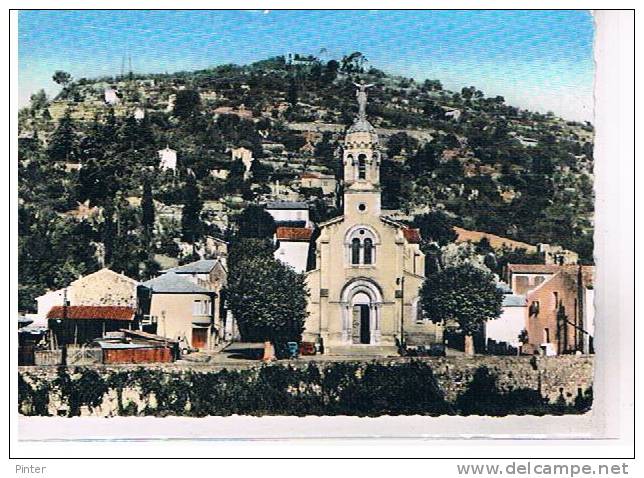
[413,211,457,247]
[180,173,203,243]
[19,362,589,417]
[421,264,503,335]
[235,204,276,239]
[47,109,78,162]
[227,242,308,343]
[52,70,72,86]
[173,89,202,120]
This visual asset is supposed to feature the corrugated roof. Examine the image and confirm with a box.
[276,227,313,242]
[503,294,527,307]
[168,259,218,275]
[266,201,309,210]
[142,272,214,295]
[47,306,136,321]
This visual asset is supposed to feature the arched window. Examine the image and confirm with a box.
[351,238,361,265]
[363,238,373,264]
[358,154,367,180]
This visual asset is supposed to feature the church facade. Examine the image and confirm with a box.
[303,86,437,355]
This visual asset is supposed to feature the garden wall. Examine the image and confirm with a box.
[18,355,593,417]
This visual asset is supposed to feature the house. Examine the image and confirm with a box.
[485,282,527,354]
[134,107,145,120]
[33,268,140,325]
[299,172,337,195]
[47,305,138,348]
[507,264,594,355]
[304,87,438,355]
[230,146,254,179]
[140,272,219,351]
[104,87,120,105]
[265,201,312,227]
[274,227,314,273]
[158,146,177,171]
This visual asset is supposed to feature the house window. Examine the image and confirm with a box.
[553,291,559,309]
[544,328,550,343]
[529,300,540,316]
[193,300,211,316]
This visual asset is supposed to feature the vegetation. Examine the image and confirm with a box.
[226,237,308,344]
[420,264,504,353]
[18,52,594,309]
[18,363,592,417]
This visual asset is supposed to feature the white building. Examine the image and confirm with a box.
[158,146,178,171]
[265,201,311,227]
[230,146,254,180]
[134,107,145,120]
[274,227,313,273]
[104,88,120,105]
[485,287,527,352]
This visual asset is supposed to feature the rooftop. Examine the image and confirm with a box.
[276,227,314,242]
[167,259,219,275]
[402,228,422,244]
[266,201,309,210]
[142,272,215,295]
[47,306,136,321]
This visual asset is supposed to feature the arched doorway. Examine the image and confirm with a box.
[340,279,383,344]
[352,292,371,344]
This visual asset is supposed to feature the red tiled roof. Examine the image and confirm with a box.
[403,228,422,244]
[47,306,136,321]
[276,227,313,242]
[300,172,319,179]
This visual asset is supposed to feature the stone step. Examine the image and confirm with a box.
[325,345,400,357]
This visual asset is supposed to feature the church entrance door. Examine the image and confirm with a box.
[359,305,370,344]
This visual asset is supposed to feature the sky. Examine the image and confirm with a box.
[18,10,595,122]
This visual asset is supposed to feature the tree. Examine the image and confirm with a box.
[180,172,203,243]
[412,211,457,247]
[48,109,78,162]
[236,204,276,239]
[173,89,201,120]
[226,253,308,347]
[141,176,155,235]
[420,264,503,355]
[52,70,72,86]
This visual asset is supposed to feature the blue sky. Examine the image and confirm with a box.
[18,10,595,121]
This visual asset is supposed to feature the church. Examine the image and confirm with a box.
[300,84,441,355]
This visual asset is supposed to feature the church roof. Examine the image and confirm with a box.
[347,117,376,134]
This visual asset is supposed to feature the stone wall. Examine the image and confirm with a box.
[18,355,593,417]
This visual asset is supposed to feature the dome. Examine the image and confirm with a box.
[347,117,376,134]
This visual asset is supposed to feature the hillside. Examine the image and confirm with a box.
[17,52,594,309]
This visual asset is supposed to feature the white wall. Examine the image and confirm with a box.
[486,305,526,348]
[34,289,66,326]
[274,242,310,273]
[267,208,310,226]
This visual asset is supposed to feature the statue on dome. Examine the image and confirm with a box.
[353,80,374,120]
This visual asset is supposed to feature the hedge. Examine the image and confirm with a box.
[18,362,592,417]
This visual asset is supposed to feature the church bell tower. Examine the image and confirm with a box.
[343,82,381,217]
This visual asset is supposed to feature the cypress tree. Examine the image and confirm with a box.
[181,172,203,243]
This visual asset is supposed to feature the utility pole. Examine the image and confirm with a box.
[398,276,405,355]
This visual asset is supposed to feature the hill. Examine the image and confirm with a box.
[17,52,594,309]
